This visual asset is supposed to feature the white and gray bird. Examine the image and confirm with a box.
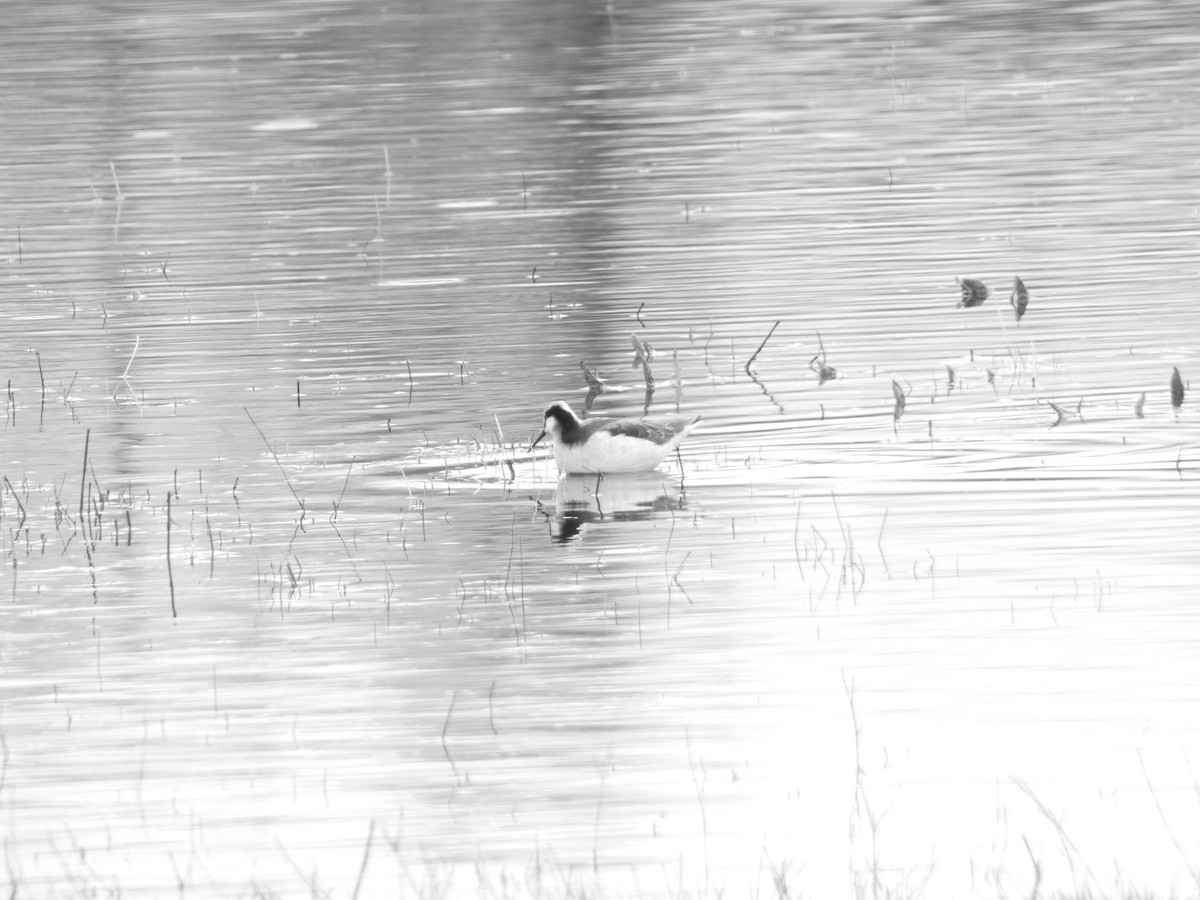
[532,401,701,474]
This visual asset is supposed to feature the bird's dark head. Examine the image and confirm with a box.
[532,401,580,449]
[542,401,579,432]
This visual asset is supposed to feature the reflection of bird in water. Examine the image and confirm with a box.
[538,472,689,542]
[532,401,700,474]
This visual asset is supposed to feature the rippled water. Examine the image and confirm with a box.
[2,1,1199,898]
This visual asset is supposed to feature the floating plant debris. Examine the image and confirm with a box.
[891,379,906,434]
[809,330,838,385]
[956,277,991,309]
[1011,275,1030,322]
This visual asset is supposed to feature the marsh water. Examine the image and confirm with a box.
[2,2,1199,897]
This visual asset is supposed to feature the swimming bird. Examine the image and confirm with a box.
[532,401,701,474]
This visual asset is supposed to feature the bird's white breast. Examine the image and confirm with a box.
[555,429,682,474]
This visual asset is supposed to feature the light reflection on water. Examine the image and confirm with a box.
[1,0,1199,897]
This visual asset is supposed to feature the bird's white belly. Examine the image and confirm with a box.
[555,431,676,474]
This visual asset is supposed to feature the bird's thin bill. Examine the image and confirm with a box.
[531,430,547,450]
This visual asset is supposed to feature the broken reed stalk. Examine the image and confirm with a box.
[630,332,655,388]
[333,457,355,519]
[121,336,139,379]
[244,407,304,510]
[682,726,709,887]
[744,320,781,373]
[166,491,176,617]
[78,428,91,525]
[441,690,459,778]
[351,820,377,900]
[383,146,393,208]
[35,350,45,425]
[205,500,215,581]
[3,475,27,530]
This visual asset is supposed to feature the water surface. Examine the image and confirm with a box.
[2,1,1199,898]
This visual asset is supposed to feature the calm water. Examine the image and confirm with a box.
[2,1,1199,898]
